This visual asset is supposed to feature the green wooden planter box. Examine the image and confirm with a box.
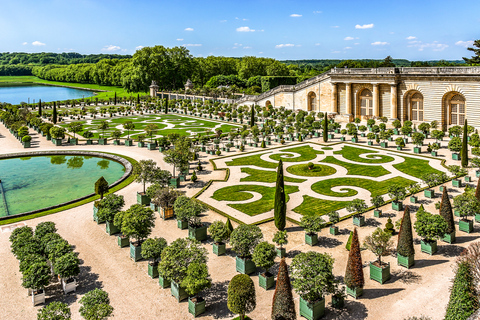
[46,134,51,140]
[159,276,170,288]
[329,226,339,235]
[459,219,474,233]
[410,196,418,204]
[300,297,325,320]
[475,213,480,223]
[331,295,344,309]
[370,262,390,284]
[465,176,472,182]
[374,209,382,218]
[178,173,186,182]
[396,146,402,151]
[93,207,105,224]
[70,138,78,145]
[137,141,145,148]
[125,139,133,146]
[414,147,421,154]
[367,140,374,146]
[328,134,334,139]
[170,176,180,188]
[106,221,120,235]
[258,273,275,290]
[236,257,256,275]
[177,219,188,230]
[452,153,460,160]
[117,235,129,248]
[150,202,158,212]
[353,215,365,227]
[305,233,318,246]
[439,185,445,192]
[137,192,151,206]
[113,139,120,145]
[352,137,359,143]
[188,297,206,317]
[276,247,286,258]
[23,141,30,148]
[380,142,388,148]
[147,142,156,150]
[452,179,462,188]
[86,139,93,145]
[424,189,435,198]
[397,253,415,269]
[53,138,62,146]
[431,151,438,157]
[476,170,480,178]
[346,286,363,299]
[392,201,403,211]
[130,242,143,262]
[340,137,346,141]
[442,231,456,244]
[148,263,159,278]
[213,242,226,256]
[171,281,188,302]
[188,225,208,241]
[98,138,107,145]
[454,210,460,217]
[421,240,437,255]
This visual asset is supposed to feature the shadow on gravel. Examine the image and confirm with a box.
[365,218,382,227]
[318,236,343,248]
[414,259,449,268]
[438,244,465,257]
[287,250,302,259]
[455,235,478,244]
[324,300,368,320]
[390,269,422,284]
[203,280,233,319]
[362,288,404,299]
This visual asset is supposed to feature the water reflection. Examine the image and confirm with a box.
[97,159,110,170]
[67,156,84,169]
[50,155,66,165]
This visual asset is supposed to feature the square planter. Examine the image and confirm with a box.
[414,147,421,154]
[431,151,438,157]
[331,295,345,309]
[177,219,188,230]
[351,137,359,143]
[130,242,143,262]
[276,247,286,258]
[86,139,93,145]
[147,143,156,150]
[150,202,158,212]
[106,221,120,235]
[178,173,186,182]
[452,153,460,160]
[374,209,382,218]
[98,138,107,145]
[137,192,151,206]
[61,278,77,294]
[475,213,480,223]
[148,263,159,278]
[392,201,403,211]
[70,138,78,145]
[113,139,120,145]
[380,142,388,148]
[476,170,480,178]
[353,215,365,227]
[53,138,62,146]
[346,286,363,299]
[23,141,31,148]
[410,196,418,204]
[117,235,129,248]
[137,141,145,148]
[424,189,435,199]
[328,134,334,139]
[465,176,472,182]
[421,240,437,255]
[188,297,206,317]
[188,225,208,242]
[93,206,105,224]
[439,185,445,192]
[397,253,415,269]
[32,290,45,306]
[300,297,325,320]
[329,226,339,235]
[452,179,462,188]
[340,137,346,141]
[258,272,275,290]
[369,262,391,284]
[213,242,226,256]
[235,256,256,275]
[396,146,402,151]
[159,276,170,289]
[305,233,318,246]
[459,219,474,233]
[160,207,174,220]
[170,176,180,188]
[368,141,373,146]
[125,139,133,146]
[171,281,188,302]
[454,210,460,217]
[442,231,456,244]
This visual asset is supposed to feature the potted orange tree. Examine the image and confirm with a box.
[272,230,288,257]
[252,241,276,290]
[182,262,212,317]
[347,199,367,227]
[208,220,230,256]
[453,188,480,234]
[174,196,208,240]
[120,204,156,262]
[230,224,263,275]
[141,237,167,278]
[414,205,448,255]
[364,228,393,284]
[96,194,125,235]
[300,215,324,246]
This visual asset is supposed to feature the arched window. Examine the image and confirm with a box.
[410,92,423,121]
[265,100,272,108]
[450,94,465,125]
[307,92,316,111]
[360,89,373,116]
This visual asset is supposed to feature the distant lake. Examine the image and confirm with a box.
[0,83,96,105]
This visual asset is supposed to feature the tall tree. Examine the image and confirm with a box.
[38,99,42,117]
[439,187,455,235]
[323,112,328,143]
[397,206,415,258]
[274,160,286,231]
[444,260,479,320]
[250,106,255,128]
[52,101,57,124]
[463,39,480,65]
[94,176,109,199]
[228,274,256,320]
[344,228,364,291]
[271,258,296,320]
[461,119,469,167]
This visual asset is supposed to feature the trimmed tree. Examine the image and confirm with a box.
[274,160,286,231]
[344,228,364,295]
[323,112,328,143]
[461,119,469,167]
[22,261,51,293]
[120,204,156,244]
[439,188,455,235]
[79,288,114,320]
[226,218,234,234]
[141,237,167,272]
[37,301,71,320]
[230,224,263,259]
[181,262,212,302]
[271,258,296,320]
[94,177,109,199]
[54,252,80,280]
[96,194,125,223]
[397,206,415,263]
[250,106,255,128]
[52,102,57,124]
[34,222,57,242]
[444,260,479,320]
[252,241,276,277]
[132,159,159,194]
[227,274,256,320]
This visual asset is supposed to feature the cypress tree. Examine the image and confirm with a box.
[439,187,455,234]
[444,260,479,320]
[271,258,296,320]
[137,94,140,105]
[165,96,169,114]
[250,106,255,128]
[397,206,415,257]
[52,102,57,124]
[475,178,480,202]
[274,160,286,231]
[344,228,364,290]
[114,92,117,105]
[323,112,328,143]
[38,99,42,117]
[461,119,469,167]
[226,218,234,235]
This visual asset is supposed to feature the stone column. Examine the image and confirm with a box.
[390,84,398,119]
[331,82,337,113]
[372,83,379,117]
[346,83,352,115]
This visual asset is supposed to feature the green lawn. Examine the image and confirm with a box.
[286,163,336,177]
[240,168,306,183]
[334,145,395,163]
[226,152,279,169]
[393,156,443,178]
[269,145,323,162]
[212,184,299,216]
[321,156,390,177]
[293,196,350,217]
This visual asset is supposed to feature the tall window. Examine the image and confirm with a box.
[308,92,316,111]
[410,92,423,121]
[450,94,465,125]
[360,89,373,116]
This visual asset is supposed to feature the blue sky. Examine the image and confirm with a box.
[1,0,478,61]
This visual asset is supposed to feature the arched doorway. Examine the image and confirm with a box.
[307,92,316,111]
[408,91,424,121]
[359,89,373,117]
[265,100,272,109]
[449,94,466,126]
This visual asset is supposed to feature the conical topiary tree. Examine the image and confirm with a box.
[439,187,455,236]
[323,112,328,143]
[250,106,255,128]
[397,206,415,268]
[271,258,296,320]
[38,99,42,117]
[226,218,234,235]
[52,102,57,124]
[461,119,469,168]
[274,160,286,231]
[344,228,364,297]
[444,260,479,320]
[94,176,109,199]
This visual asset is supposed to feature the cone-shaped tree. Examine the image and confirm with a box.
[250,106,255,128]
[274,160,286,231]
[323,112,328,143]
[114,92,117,105]
[94,176,109,199]
[461,119,469,167]
[165,96,169,114]
[272,258,296,320]
[397,206,415,257]
[439,187,455,234]
[38,99,42,117]
[52,102,57,124]
[475,178,480,202]
[344,228,364,289]
[444,260,479,320]
[228,274,256,320]
[226,218,234,235]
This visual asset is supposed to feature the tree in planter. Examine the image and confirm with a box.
[363,228,393,266]
[123,121,135,140]
[395,137,405,149]
[37,301,71,320]
[110,129,122,141]
[181,262,212,311]
[79,288,114,320]
[53,251,80,280]
[174,196,207,228]
[145,123,159,144]
[97,120,109,140]
[388,185,407,204]
[141,237,167,276]
[45,238,73,266]
[94,176,109,199]
[371,195,385,215]
[163,137,193,178]
[228,274,256,320]
[449,136,462,155]
[21,261,50,295]
[431,129,445,143]
[208,221,230,246]
[448,164,467,179]
[397,206,415,267]
[418,122,431,136]
[414,206,448,249]
[50,126,66,141]
[272,258,296,320]
[82,130,94,141]
[453,190,480,225]
[34,222,57,243]
[120,204,156,245]
[346,198,367,217]
[252,241,276,284]
[230,224,263,260]
[150,186,182,216]
[344,228,364,296]
[444,260,479,320]
[68,121,83,140]
[272,230,288,255]
[132,159,159,194]
[274,160,286,231]
[412,132,425,149]
[461,119,469,167]
[300,215,324,243]
[96,193,125,225]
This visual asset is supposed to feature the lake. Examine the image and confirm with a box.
[0,83,96,105]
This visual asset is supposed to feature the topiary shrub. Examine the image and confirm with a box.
[345,231,353,251]
[344,228,364,290]
[444,260,479,320]
[228,274,256,320]
[384,218,395,235]
[271,258,295,320]
[307,162,314,170]
[274,160,286,231]
[37,301,71,320]
[397,206,415,257]
[79,288,114,320]
[230,224,263,259]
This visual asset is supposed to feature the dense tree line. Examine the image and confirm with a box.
[0,52,131,66]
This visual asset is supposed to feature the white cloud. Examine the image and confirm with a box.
[32,41,46,46]
[275,43,295,48]
[331,26,339,28]
[235,17,248,21]
[220,20,227,23]
[102,45,121,51]
[290,14,302,17]
[354,43,360,45]
[408,41,448,51]
[456,40,474,48]
[22,42,28,45]
[236,26,255,32]
[135,46,144,50]
[176,38,184,41]
[315,43,321,46]
[371,41,389,46]
[313,11,322,14]
[344,47,352,50]
[184,27,194,31]
[331,50,341,53]
[355,23,374,29]
[243,46,252,49]
[406,36,416,40]
[183,44,202,47]
[344,36,354,41]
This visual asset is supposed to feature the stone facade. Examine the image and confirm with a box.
[236,67,480,129]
